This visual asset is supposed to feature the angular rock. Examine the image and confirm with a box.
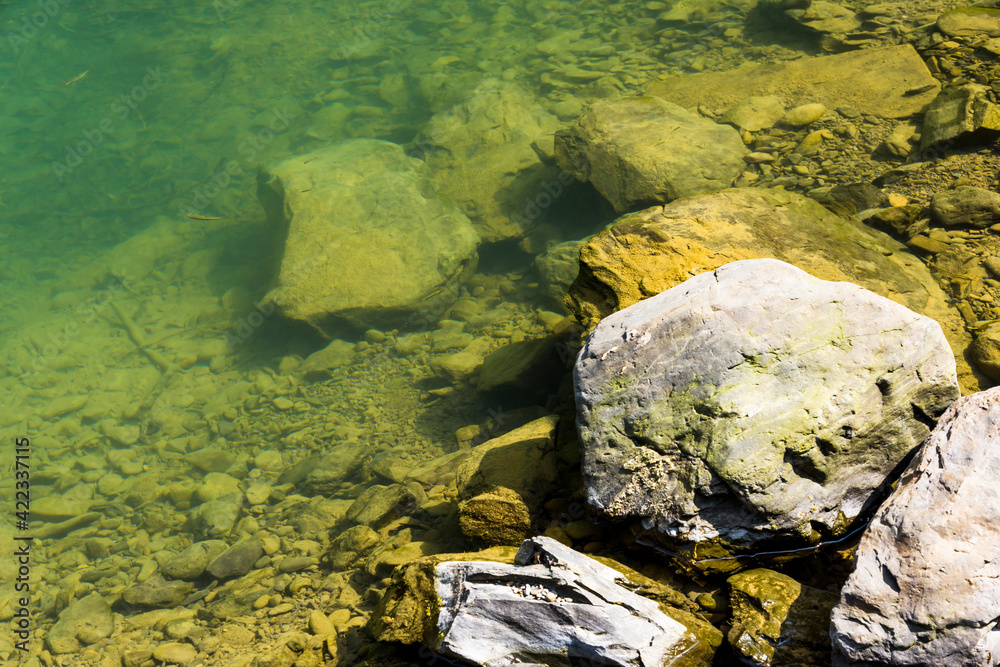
[937,6,1000,38]
[373,536,705,666]
[476,335,566,400]
[972,323,1000,380]
[440,537,700,666]
[532,238,587,310]
[300,442,367,496]
[456,415,559,512]
[459,488,532,546]
[326,525,381,570]
[192,493,242,538]
[414,79,561,242]
[575,259,960,564]
[919,83,1000,153]
[565,187,979,392]
[930,185,1000,229]
[206,538,263,579]
[161,540,228,581]
[345,483,421,530]
[555,96,747,213]
[297,339,355,380]
[831,387,1000,666]
[825,183,890,213]
[648,45,939,120]
[46,593,114,654]
[727,569,838,667]
[123,575,194,609]
[258,139,479,333]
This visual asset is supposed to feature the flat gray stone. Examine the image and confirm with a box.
[555,96,747,213]
[434,536,697,667]
[575,259,960,559]
[831,387,1000,666]
[258,139,480,332]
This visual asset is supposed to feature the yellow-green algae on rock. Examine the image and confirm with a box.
[566,187,983,393]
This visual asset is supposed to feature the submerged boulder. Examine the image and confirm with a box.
[574,259,960,567]
[565,187,980,392]
[831,386,1000,667]
[555,96,747,213]
[414,79,561,242]
[258,139,479,333]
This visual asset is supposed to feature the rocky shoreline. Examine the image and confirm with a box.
[9,1,1000,666]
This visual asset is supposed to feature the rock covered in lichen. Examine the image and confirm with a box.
[574,258,960,567]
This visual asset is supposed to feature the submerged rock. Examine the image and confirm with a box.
[258,139,479,333]
[555,95,747,213]
[456,414,559,514]
[370,536,712,666]
[46,593,114,654]
[919,84,1000,154]
[648,45,938,120]
[937,6,1000,38]
[930,185,1000,229]
[565,187,980,392]
[831,387,1000,666]
[574,259,960,566]
[414,79,561,242]
[458,488,532,546]
[727,569,839,667]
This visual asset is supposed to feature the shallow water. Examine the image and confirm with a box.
[0,0,952,663]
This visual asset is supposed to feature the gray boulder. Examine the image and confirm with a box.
[930,185,1000,229]
[831,387,1000,667]
[258,139,479,333]
[555,96,747,213]
[575,259,960,564]
[414,79,561,242]
[434,536,697,667]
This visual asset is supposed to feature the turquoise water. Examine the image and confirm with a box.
[0,0,819,663]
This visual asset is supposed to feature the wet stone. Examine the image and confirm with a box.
[46,593,114,654]
[123,575,194,609]
[161,540,228,581]
[207,537,263,579]
[152,642,198,665]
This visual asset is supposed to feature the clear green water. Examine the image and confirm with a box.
[0,0,797,662]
